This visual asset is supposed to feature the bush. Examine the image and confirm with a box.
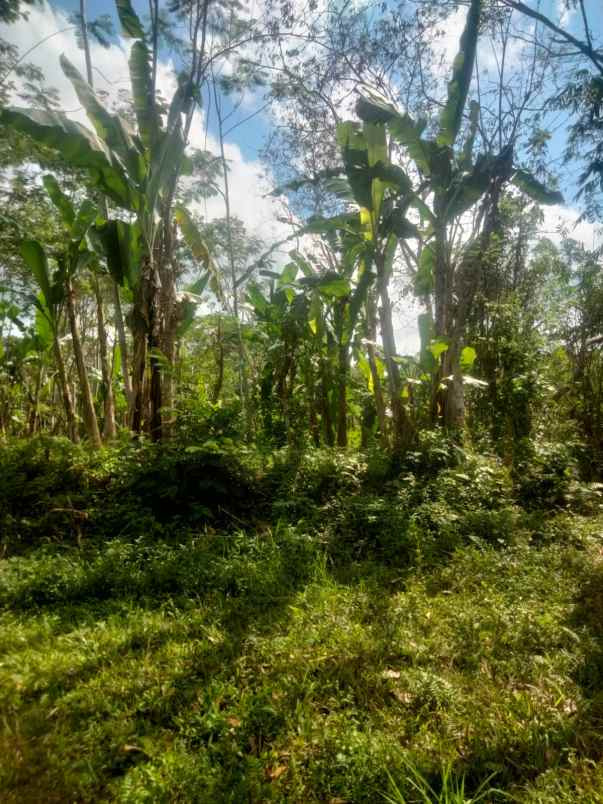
[0,437,263,552]
[514,440,578,509]
[108,442,259,530]
[0,436,104,552]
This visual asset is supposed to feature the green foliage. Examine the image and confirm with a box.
[0,437,260,553]
[1,466,602,802]
[514,440,580,510]
[437,0,482,148]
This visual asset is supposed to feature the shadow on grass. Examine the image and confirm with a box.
[0,531,320,802]
[570,558,603,761]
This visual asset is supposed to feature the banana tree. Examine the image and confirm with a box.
[20,240,80,443]
[35,176,102,446]
[355,0,563,430]
[0,0,210,440]
[281,117,423,448]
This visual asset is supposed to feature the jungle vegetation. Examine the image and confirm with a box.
[1,0,603,801]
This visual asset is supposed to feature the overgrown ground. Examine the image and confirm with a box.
[1,437,602,802]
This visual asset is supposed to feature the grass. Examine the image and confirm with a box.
[1,510,603,802]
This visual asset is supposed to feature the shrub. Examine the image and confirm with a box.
[514,441,578,509]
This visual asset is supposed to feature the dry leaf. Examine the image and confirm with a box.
[267,765,287,780]
[122,744,145,754]
[381,669,401,679]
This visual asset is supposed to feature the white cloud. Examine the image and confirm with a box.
[540,204,603,250]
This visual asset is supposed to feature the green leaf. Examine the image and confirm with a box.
[42,174,75,226]
[391,122,431,177]
[308,290,322,335]
[187,274,210,295]
[129,41,160,151]
[384,209,421,240]
[21,240,52,305]
[460,100,480,169]
[3,107,103,170]
[246,282,269,316]
[437,0,482,147]
[357,353,373,390]
[1,107,134,209]
[418,311,433,355]
[460,345,477,371]
[358,106,432,175]
[415,243,435,296]
[348,259,375,337]
[279,263,298,286]
[428,338,449,360]
[71,199,97,243]
[511,169,564,205]
[355,93,399,124]
[115,0,145,38]
[304,213,358,235]
[60,54,144,183]
[35,301,53,348]
[444,150,512,221]
[371,162,413,196]
[147,125,186,214]
[289,251,315,278]
[337,125,373,210]
[174,205,211,270]
[89,219,143,288]
[317,277,351,298]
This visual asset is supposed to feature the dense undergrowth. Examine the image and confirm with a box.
[1,435,603,802]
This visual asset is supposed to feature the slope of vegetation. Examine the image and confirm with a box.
[1,438,603,803]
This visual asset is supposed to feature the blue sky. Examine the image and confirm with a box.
[50,0,268,162]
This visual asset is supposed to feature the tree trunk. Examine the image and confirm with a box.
[112,281,133,412]
[442,342,465,430]
[53,334,79,443]
[130,328,147,434]
[66,277,102,447]
[305,360,320,447]
[93,276,117,440]
[336,342,348,447]
[210,318,224,403]
[130,258,152,435]
[27,362,43,437]
[148,329,162,442]
[366,292,388,447]
[319,354,335,446]
[376,255,412,451]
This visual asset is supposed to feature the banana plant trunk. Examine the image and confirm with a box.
[319,354,335,447]
[210,317,224,403]
[433,225,466,430]
[93,276,116,439]
[442,342,465,430]
[156,221,180,441]
[112,281,133,413]
[366,292,388,447]
[130,257,157,437]
[27,361,43,436]
[304,359,320,447]
[53,333,79,443]
[336,342,348,447]
[375,254,412,450]
[66,277,102,447]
